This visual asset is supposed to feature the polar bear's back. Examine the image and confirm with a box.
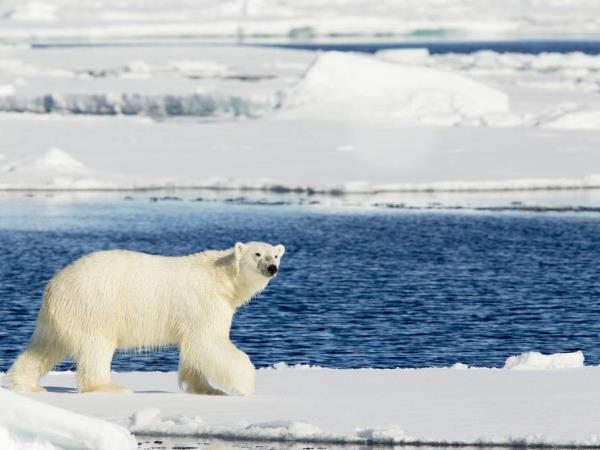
[39,249,216,350]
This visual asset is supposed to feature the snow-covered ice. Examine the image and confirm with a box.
[0,388,136,450]
[2,44,600,131]
[1,351,599,447]
[2,44,600,129]
[1,0,600,43]
[1,43,600,195]
[2,114,600,194]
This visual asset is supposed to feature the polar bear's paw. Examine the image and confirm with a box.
[207,372,255,396]
[9,383,47,393]
[184,383,223,395]
[28,385,48,393]
[230,379,255,396]
[80,383,130,394]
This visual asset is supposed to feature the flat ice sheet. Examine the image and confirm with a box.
[3,363,600,447]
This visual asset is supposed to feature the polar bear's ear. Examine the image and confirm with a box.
[275,244,285,256]
[235,242,246,255]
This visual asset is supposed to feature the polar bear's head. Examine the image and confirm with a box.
[235,241,285,279]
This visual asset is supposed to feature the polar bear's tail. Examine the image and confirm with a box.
[6,328,67,392]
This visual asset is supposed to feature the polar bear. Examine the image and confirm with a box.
[7,241,285,395]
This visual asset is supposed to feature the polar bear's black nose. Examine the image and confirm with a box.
[267,264,278,276]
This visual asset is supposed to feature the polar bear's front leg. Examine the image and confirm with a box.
[180,337,255,396]
[75,343,129,393]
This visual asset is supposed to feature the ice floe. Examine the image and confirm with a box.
[0,387,136,450]
[503,350,585,370]
[3,351,599,447]
[280,51,510,125]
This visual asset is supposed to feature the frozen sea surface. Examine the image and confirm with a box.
[1,195,599,372]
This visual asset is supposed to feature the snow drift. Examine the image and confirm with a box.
[0,388,136,450]
[281,52,510,125]
[1,148,86,174]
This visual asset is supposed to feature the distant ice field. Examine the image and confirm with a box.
[2,42,600,194]
[1,197,599,372]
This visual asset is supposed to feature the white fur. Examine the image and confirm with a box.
[7,241,285,395]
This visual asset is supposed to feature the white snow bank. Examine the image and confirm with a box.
[0,388,136,450]
[504,351,584,370]
[281,52,509,125]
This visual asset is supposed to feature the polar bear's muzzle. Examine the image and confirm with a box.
[266,264,278,277]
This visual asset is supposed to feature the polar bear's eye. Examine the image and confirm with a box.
[255,252,261,257]
[274,255,278,258]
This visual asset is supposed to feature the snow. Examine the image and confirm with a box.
[2,114,600,196]
[2,148,87,174]
[2,351,600,447]
[543,109,600,130]
[4,2,58,22]
[280,52,509,124]
[503,351,585,370]
[0,388,136,450]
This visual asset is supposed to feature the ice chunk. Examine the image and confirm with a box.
[503,351,584,370]
[281,52,510,123]
[0,388,136,450]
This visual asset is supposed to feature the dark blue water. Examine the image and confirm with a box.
[30,38,600,55]
[259,39,600,55]
[1,197,599,372]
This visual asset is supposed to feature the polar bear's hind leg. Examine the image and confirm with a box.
[7,333,67,392]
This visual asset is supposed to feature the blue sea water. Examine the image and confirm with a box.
[1,195,599,372]
[30,37,600,55]
[259,38,600,55]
